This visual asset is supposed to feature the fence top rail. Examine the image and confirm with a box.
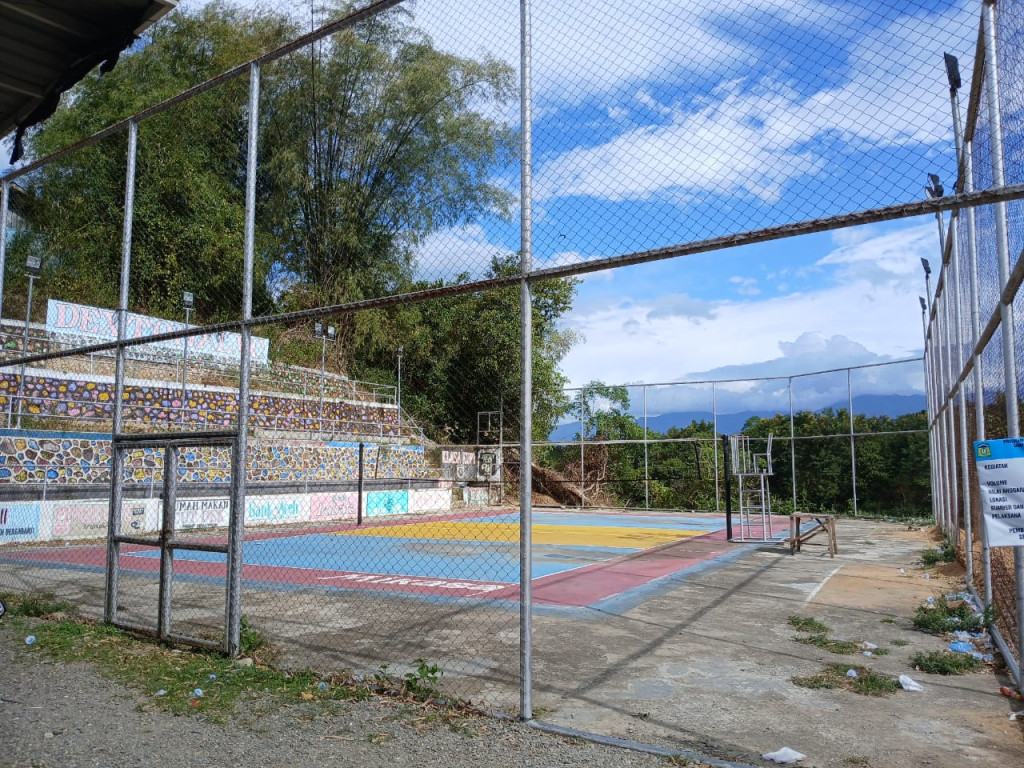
[561,356,924,392]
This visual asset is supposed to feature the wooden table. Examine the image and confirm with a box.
[789,513,837,558]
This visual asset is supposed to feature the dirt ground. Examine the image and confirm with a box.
[2,517,1023,768]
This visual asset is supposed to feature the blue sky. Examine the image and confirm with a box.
[410,0,977,411]
[2,0,981,414]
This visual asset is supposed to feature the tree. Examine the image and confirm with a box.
[352,255,579,443]
[11,3,293,322]
[259,4,517,356]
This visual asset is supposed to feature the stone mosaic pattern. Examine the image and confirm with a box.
[0,433,432,485]
[0,373,398,436]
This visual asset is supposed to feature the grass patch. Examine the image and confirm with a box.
[920,539,956,567]
[890,639,909,647]
[912,596,989,634]
[911,651,983,675]
[792,664,900,696]
[0,592,76,618]
[6,605,460,723]
[870,647,890,656]
[794,634,861,654]
[788,615,829,634]
[881,617,897,625]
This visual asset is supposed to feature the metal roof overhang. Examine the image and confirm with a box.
[0,0,177,153]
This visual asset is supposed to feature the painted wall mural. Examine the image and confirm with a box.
[0,432,433,486]
[0,372,399,436]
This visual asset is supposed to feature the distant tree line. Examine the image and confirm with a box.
[540,381,930,517]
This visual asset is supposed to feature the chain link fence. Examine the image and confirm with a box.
[927,0,1024,688]
[1,0,1023,756]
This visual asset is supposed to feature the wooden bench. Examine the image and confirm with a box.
[789,513,837,558]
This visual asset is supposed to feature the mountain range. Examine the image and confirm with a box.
[548,393,926,441]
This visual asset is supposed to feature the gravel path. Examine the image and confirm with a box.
[0,623,678,768]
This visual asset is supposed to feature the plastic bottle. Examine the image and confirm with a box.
[1000,686,1023,701]
[25,635,35,645]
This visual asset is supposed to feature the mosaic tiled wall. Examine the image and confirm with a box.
[0,433,432,485]
[0,373,398,436]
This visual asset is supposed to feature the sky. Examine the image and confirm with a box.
[2,0,983,415]
[407,0,977,413]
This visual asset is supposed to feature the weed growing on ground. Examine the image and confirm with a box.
[920,539,956,567]
[0,592,75,618]
[6,600,462,724]
[870,647,890,656]
[792,664,900,696]
[891,639,909,647]
[912,596,989,634]
[911,651,983,675]
[788,615,829,633]
[880,617,897,625]
[794,634,861,654]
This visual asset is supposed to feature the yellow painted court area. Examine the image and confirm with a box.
[336,521,707,549]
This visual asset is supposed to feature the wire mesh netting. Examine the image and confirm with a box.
[2,0,1024,749]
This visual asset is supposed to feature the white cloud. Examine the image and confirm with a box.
[559,221,936,394]
[412,224,511,281]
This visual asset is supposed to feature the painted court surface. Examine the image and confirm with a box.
[3,510,791,609]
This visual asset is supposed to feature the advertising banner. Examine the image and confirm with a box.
[0,502,41,543]
[46,299,269,364]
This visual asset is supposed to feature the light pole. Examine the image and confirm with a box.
[921,258,932,314]
[925,173,945,251]
[313,322,336,434]
[180,291,193,424]
[396,345,403,438]
[919,296,928,340]
[14,254,42,429]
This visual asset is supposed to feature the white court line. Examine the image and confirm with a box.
[804,564,844,604]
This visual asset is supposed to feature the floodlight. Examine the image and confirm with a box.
[326,325,337,342]
[182,291,194,309]
[944,53,961,91]
[919,296,927,312]
[25,255,41,277]
[925,174,944,199]
[921,258,932,276]
[313,321,324,338]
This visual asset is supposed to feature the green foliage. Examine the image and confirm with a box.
[794,634,862,655]
[920,539,957,567]
[791,664,900,696]
[402,658,442,701]
[788,615,830,633]
[14,2,575,443]
[912,596,990,634]
[911,651,983,675]
[0,592,75,617]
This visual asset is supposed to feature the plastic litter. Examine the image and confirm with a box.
[24,635,35,646]
[951,631,971,642]
[1000,686,1024,701]
[1010,712,1021,721]
[154,689,167,697]
[899,568,906,575]
[860,642,879,650]
[208,674,217,681]
[899,675,924,692]
[862,651,873,657]
[845,669,858,678]
[926,597,935,604]
[761,747,806,764]
[923,573,931,580]
[192,688,203,698]
[318,682,328,691]
[948,641,975,654]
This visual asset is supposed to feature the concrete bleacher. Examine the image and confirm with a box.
[0,319,419,442]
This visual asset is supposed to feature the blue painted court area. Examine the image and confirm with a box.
[135,511,732,584]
